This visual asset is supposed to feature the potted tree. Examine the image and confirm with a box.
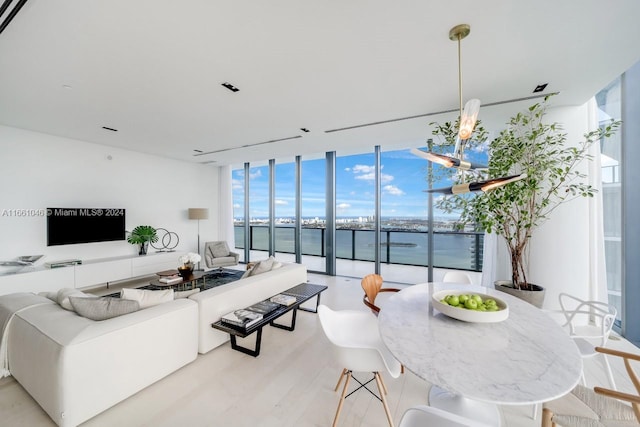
[432,95,619,307]
[127,225,158,255]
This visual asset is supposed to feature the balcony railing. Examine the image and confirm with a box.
[234,225,483,272]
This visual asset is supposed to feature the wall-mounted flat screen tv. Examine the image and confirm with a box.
[47,208,126,246]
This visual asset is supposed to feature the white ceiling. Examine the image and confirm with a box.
[1,1,640,166]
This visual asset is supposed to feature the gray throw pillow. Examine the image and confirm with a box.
[69,296,140,321]
[210,241,229,258]
[248,257,275,277]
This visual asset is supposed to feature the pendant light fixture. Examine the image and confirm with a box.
[414,24,527,194]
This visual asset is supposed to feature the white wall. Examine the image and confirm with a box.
[493,103,594,309]
[0,125,220,265]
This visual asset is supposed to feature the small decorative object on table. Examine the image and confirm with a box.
[178,252,201,279]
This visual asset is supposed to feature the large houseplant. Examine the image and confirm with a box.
[127,225,158,255]
[433,95,619,301]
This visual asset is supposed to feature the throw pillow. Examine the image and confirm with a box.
[120,288,174,309]
[174,288,200,299]
[56,288,92,311]
[69,296,139,321]
[39,291,58,302]
[248,257,275,277]
[209,241,230,258]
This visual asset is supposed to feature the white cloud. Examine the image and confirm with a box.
[383,185,405,196]
[232,179,243,190]
[344,167,351,172]
[233,203,241,209]
[352,164,376,174]
[275,199,288,205]
[249,169,262,180]
[337,203,351,210]
[355,172,394,184]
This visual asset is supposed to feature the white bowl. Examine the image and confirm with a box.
[432,289,509,323]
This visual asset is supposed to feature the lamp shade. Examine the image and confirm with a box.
[188,208,209,220]
[458,98,481,140]
[410,148,487,170]
[426,173,527,195]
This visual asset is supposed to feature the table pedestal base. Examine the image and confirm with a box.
[428,386,501,427]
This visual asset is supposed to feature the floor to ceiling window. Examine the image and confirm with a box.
[335,150,376,277]
[596,77,622,328]
[301,155,327,273]
[274,159,296,263]
[231,165,246,263]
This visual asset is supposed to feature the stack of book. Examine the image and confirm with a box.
[221,309,263,329]
[159,275,182,285]
[247,300,281,315]
[270,294,297,306]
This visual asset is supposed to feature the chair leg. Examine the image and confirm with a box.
[541,407,555,427]
[333,370,352,427]
[374,372,395,427]
[334,368,347,392]
[378,373,389,395]
[602,354,617,390]
[531,403,539,420]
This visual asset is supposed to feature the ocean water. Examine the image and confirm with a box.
[234,226,482,271]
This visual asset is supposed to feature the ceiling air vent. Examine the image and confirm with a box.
[0,0,30,35]
[221,82,239,92]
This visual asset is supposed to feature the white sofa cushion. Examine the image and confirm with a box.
[120,288,174,308]
[69,296,140,321]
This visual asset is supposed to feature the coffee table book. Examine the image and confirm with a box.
[221,309,263,329]
[270,294,296,306]
[247,300,280,315]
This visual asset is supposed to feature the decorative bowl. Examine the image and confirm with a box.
[431,289,509,323]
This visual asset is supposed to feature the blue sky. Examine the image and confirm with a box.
[232,147,488,219]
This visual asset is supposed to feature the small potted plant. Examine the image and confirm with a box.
[127,225,158,255]
[432,95,620,307]
[178,252,201,279]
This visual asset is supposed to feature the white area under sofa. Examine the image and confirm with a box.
[190,262,308,354]
[2,261,308,426]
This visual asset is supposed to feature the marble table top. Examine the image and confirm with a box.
[377,283,582,405]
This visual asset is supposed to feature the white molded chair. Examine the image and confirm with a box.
[318,305,402,427]
[558,293,617,389]
[442,271,472,284]
[398,405,494,427]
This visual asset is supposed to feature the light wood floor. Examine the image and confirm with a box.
[1,273,638,427]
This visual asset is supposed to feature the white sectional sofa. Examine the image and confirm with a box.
[190,261,308,354]
[1,261,308,426]
[6,296,199,427]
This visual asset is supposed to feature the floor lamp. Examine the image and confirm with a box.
[188,208,209,271]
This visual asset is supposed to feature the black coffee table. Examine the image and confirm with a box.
[212,282,327,357]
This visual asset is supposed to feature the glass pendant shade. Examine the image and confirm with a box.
[458,98,481,140]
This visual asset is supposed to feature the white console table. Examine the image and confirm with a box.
[0,251,184,295]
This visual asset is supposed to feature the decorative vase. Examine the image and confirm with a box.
[177,264,193,279]
[494,280,545,308]
[139,242,149,255]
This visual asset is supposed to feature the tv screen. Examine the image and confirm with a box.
[47,208,126,246]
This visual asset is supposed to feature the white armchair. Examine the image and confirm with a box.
[203,241,239,272]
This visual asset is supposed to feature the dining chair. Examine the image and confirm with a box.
[318,305,402,427]
[558,292,618,389]
[398,405,494,427]
[361,274,401,315]
[542,346,640,427]
[442,271,472,284]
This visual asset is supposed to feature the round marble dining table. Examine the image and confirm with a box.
[377,283,582,422]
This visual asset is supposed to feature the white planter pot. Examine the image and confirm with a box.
[494,280,545,308]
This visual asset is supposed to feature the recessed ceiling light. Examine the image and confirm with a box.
[533,83,548,93]
[300,128,310,133]
[193,149,203,153]
[221,82,240,92]
[102,126,118,132]
[62,85,73,90]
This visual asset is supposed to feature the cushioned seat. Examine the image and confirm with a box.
[204,241,239,271]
